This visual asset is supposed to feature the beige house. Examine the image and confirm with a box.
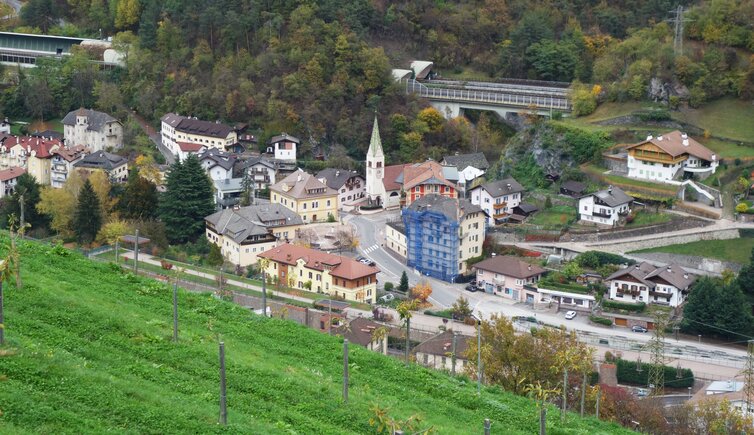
[0,167,25,197]
[258,243,379,303]
[414,331,473,371]
[473,255,547,303]
[51,145,89,188]
[62,108,123,152]
[205,204,303,267]
[270,169,339,223]
[73,151,128,183]
[386,220,407,259]
[3,136,62,185]
[161,113,237,161]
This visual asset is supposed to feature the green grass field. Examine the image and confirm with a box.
[626,210,671,227]
[582,165,678,195]
[703,137,754,160]
[632,238,754,264]
[673,98,754,143]
[0,239,629,434]
[529,205,577,226]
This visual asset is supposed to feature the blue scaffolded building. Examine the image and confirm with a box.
[402,194,485,282]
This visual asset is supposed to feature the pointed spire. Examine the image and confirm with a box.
[368,115,384,159]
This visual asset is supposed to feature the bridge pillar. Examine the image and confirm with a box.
[430,102,463,119]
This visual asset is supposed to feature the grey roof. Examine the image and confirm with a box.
[316,168,363,190]
[407,194,483,220]
[243,156,275,169]
[473,255,546,279]
[606,262,695,290]
[31,130,63,140]
[561,180,586,193]
[586,186,633,207]
[442,152,490,171]
[205,203,303,244]
[213,178,244,193]
[73,150,126,171]
[473,178,524,197]
[606,262,657,288]
[161,113,234,138]
[269,133,300,144]
[198,148,236,171]
[515,203,538,213]
[62,108,120,132]
[441,165,459,182]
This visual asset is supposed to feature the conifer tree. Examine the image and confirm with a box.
[73,179,102,244]
[159,155,215,243]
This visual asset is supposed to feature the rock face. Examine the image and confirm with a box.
[648,77,670,102]
[497,123,575,177]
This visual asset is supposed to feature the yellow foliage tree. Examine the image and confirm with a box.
[417,107,444,132]
[410,281,432,303]
[88,170,117,222]
[115,0,141,30]
[37,187,76,237]
[135,154,162,185]
[96,219,131,245]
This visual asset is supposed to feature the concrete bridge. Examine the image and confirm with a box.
[0,32,122,68]
[402,78,572,119]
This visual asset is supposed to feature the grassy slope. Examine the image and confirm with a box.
[673,98,754,143]
[0,240,630,434]
[632,238,754,265]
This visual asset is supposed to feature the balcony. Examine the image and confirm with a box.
[493,211,508,218]
[523,284,538,292]
[592,211,612,219]
[493,202,507,210]
[616,288,641,296]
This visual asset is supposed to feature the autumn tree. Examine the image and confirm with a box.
[73,179,102,244]
[450,296,472,320]
[36,171,83,237]
[119,167,159,220]
[410,281,432,304]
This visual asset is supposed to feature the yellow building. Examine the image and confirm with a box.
[270,169,339,223]
[259,243,379,304]
[205,203,304,267]
[4,136,61,185]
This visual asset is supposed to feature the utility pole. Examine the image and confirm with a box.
[133,229,139,275]
[562,368,568,421]
[19,193,24,231]
[343,339,349,404]
[648,313,668,397]
[0,281,4,346]
[261,271,267,318]
[483,418,491,435]
[744,340,754,412]
[580,371,587,417]
[477,318,482,394]
[114,239,119,264]
[219,341,227,425]
[451,332,457,376]
[405,316,411,366]
[172,279,179,342]
[595,389,601,418]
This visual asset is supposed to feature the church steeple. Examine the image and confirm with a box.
[367,115,384,159]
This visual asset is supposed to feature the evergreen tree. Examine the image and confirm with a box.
[159,155,215,244]
[681,277,720,335]
[207,243,224,267]
[2,173,47,231]
[239,169,253,207]
[715,282,754,339]
[736,247,754,296]
[120,168,159,220]
[73,179,102,244]
[398,271,409,293]
[683,277,754,339]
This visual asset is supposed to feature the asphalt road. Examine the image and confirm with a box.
[348,211,750,368]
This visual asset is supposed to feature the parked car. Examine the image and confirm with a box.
[636,388,649,397]
[465,284,478,292]
[631,325,648,333]
[379,294,395,303]
[565,311,577,320]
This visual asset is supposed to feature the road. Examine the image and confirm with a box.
[348,211,750,370]
[132,111,175,164]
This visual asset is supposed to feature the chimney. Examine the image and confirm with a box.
[646,135,653,141]
[682,139,689,146]
[608,185,613,194]
[506,183,511,189]
[667,266,672,272]
[528,265,532,271]
[681,132,688,139]
[224,178,229,185]
[657,135,663,141]
[711,154,717,161]
[336,170,340,177]
[491,253,496,257]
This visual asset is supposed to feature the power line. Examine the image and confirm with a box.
[666,5,693,56]
[648,312,668,396]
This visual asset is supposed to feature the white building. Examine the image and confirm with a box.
[316,168,365,208]
[626,131,718,182]
[62,108,122,152]
[198,148,236,182]
[578,186,632,226]
[267,133,298,161]
[160,113,236,161]
[0,166,25,197]
[214,178,245,210]
[243,156,277,191]
[441,152,489,195]
[50,145,88,188]
[0,118,10,134]
[606,262,696,307]
[469,178,524,226]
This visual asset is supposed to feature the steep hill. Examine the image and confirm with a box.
[0,239,630,434]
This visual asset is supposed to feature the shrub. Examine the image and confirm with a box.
[636,109,671,122]
[384,282,394,292]
[602,300,646,312]
[589,315,613,326]
[615,358,694,388]
[736,203,750,213]
[575,251,634,268]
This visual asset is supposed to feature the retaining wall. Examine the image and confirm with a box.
[587,228,740,253]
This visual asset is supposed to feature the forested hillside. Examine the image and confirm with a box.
[4,0,754,164]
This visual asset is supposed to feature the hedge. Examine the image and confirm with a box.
[538,280,591,294]
[589,315,613,326]
[616,358,694,388]
[602,300,646,313]
[575,251,635,268]
[424,309,454,319]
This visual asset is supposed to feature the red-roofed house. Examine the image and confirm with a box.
[258,243,379,303]
[0,167,25,197]
[2,136,62,185]
[626,131,718,182]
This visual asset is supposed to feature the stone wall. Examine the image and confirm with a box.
[629,252,741,274]
[566,217,713,243]
[587,228,741,254]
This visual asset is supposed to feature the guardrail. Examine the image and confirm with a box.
[404,79,571,111]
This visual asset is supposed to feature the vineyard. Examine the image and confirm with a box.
[0,238,631,434]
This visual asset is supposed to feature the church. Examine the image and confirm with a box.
[365,116,459,210]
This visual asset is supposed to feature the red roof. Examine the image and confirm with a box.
[0,166,25,182]
[259,243,379,280]
[5,136,62,158]
[176,141,205,152]
[383,164,407,192]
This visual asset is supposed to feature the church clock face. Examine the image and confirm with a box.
[377,168,382,177]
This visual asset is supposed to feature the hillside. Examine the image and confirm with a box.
[0,239,630,434]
